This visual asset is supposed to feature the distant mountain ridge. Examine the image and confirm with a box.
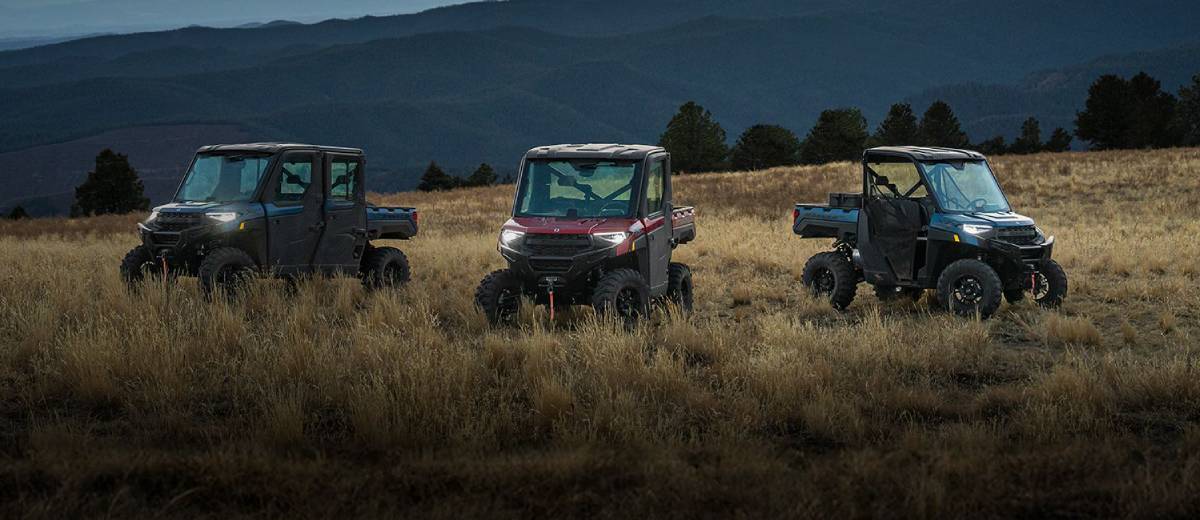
[1,0,1198,215]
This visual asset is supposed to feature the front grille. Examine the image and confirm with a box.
[156,213,203,232]
[153,232,180,245]
[524,234,592,257]
[529,259,573,273]
[997,225,1039,246]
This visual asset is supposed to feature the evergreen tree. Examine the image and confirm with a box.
[870,103,919,146]
[730,124,802,170]
[1010,117,1043,154]
[1127,72,1178,148]
[70,149,150,217]
[975,136,1008,156]
[465,163,497,187]
[658,101,729,173]
[798,108,868,165]
[1044,128,1073,153]
[416,161,460,192]
[1075,74,1134,150]
[7,206,30,220]
[1177,74,1200,146]
[917,101,970,148]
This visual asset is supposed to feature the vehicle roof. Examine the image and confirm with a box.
[525,143,666,160]
[197,142,364,154]
[865,146,985,161]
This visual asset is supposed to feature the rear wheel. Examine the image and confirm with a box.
[361,246,411,290]
[475,269,523,326]
[665,263,694,314]
[937,259,1003,319]
[802,252,857,310]
[592,268,650,329]
[198,247,256,298]
[1006,260,1068,308]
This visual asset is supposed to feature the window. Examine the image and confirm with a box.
[516,160,639,218]
[329,159,359,202]
[175,153,271,203]
[868,161,927,199]
[275,155,314,203]
[646,160,665,215]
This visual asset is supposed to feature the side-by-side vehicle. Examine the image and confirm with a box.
[475,144,697,326]
[793,146,1067,318]
[121,143,417,295]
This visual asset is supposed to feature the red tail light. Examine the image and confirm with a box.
[792,208,800,222]
[413,210,420,225]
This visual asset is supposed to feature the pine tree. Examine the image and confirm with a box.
[416,161,460,192]
[7,206,30,220]
[1075,74,1132,150]
[1010,117,1043,154]
[870,103,919,146]
[798,109,868,165]
[465,163,497,187]
[975,136,1008,156]
[1044,128,1073,153]
[730,124,802,170]
[70,149,150,217]
[658,101,729,173]
[917,101,970,148]
[1127,72,1178,149]
[1177,74,1200,146]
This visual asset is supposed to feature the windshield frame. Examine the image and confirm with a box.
[916,159,1011,214]
[511,157,646,220]
[172,151,277,204]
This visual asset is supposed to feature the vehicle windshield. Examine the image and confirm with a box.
[515,160,640,218]
[919,160,1010,213]
[175,153,273,203]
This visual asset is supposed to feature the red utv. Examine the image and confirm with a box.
[475,144,696,326]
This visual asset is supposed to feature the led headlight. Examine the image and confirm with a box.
[961,224,993,235]
[206,212,238,223]
[500,229,524,245]
[594,232,628,245]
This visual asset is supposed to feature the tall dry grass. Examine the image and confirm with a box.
[1,148,1199,518]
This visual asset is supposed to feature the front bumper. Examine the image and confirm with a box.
[499,242,621,288]
[986,236,1054,266]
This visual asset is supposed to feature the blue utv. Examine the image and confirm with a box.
[121,143,418,296]
[792,146,1067,318]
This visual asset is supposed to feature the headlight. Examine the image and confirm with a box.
[961,224,993,235]
[594,232,628,245]
[500,230,524,245]
[206,212,238,223]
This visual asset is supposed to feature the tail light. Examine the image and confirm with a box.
[413,210,420,225]
[792,208,800,222]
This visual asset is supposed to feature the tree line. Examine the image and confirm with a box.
[10,71,1198,218]
[662,71,1200,173]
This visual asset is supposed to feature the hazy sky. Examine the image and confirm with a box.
[0,0,468,38]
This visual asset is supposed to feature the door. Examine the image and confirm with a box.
[642,157,671,293]
[857,159,927,284]
[312,154,367,273]
[266,151,324,274]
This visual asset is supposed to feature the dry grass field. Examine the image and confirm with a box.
[1,148,1199,518]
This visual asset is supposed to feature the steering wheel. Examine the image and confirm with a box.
[599,201,627,215]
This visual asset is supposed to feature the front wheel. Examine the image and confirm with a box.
[198,247,256,298]
[1005,260,1068,308]
[120,245,164,289]
[801,252,857,310]
[937,259,1003,319]
[361,246,411,290]
[475,269,523,326]
[592,268,650,329]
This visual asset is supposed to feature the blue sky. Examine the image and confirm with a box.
[0,0,467,38]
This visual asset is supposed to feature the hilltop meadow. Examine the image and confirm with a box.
[1,148,1198,517]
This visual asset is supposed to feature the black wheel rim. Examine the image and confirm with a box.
[497,288,519,321]
[811,267,836,296]
[952,275,984,306]
[616,287,640,321]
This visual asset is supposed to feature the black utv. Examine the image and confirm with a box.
[121,143,418,295]
[793,146,1067,318]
